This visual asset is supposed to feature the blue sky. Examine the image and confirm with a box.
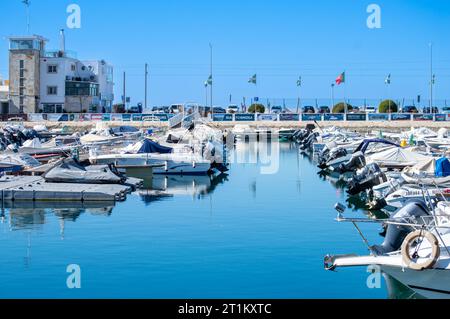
[1,0,449,107]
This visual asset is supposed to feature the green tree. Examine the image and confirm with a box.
[248,103,265,113]
[378,100,398,113]
[332,102,353,113]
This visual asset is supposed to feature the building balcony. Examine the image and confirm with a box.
[44,50,78,59]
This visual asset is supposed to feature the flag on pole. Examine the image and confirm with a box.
[385,74,391,85]
[205,75,212,86]
[248,74,257,85]
[335,72,345,85]
[296,76,302,87]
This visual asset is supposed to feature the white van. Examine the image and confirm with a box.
[227,105,239,114]
[170,104,183,114]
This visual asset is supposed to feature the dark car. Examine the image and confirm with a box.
[422,106,439,114]
[350,106,361,113]
[212,107,226,114]
[318,106,330,114]
[302,106,316,114]
[402,105,419,113]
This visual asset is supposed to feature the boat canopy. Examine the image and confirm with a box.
[124,139,173,154]
[43,159,124,184]
[22,137,42,148]
[137,139,173,154]
[403,157,450,178]
[368,147,430,165]
[354,138,400,154]
[436,157,450,177]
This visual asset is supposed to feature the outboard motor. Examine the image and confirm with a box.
[371,200,430,255]
[299,132,318,151]
[294,129,310,144]
[318,147,347,170]
[347,163,387,196]
[335,151,366,174]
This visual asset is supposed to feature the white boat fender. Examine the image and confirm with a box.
[401,230,440,271]
[164,161,168,172]
[192,161,196,168]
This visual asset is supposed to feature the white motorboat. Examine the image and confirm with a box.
[89,139,214,175]
[325,200,450,299]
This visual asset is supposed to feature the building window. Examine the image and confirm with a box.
[19,60,24,68]
[47,65,58,74]
[71,64,76,71]
[65,81,99,96]
[19,88,24,96]
[47,86,58,95]
[19,78,24,87]
[20,69,24,78]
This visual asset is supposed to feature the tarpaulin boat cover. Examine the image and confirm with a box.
[368,147,430,166]
[136,139,173,154]
[436,157,450,177]
[43,159,124,184]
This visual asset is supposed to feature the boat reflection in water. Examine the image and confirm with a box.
[5,201,115,232]
[137,173,229,205]
[383,273,425,299]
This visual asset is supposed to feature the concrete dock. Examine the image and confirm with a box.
[4,120,450,132]
[0,175,142,202]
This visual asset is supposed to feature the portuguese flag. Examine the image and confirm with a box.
[335,72,345,85]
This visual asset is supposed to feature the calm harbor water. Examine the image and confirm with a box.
[0,141,419,299]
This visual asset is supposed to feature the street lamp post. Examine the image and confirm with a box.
[430,43,433,112]
[331,83,335,111]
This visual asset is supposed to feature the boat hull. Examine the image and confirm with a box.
[382,265,450,299]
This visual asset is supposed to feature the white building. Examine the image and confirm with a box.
[8,31,114,114]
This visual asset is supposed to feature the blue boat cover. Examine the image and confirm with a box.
[137,139,173,154]
[354,138,400,154]
[435,157,450,177]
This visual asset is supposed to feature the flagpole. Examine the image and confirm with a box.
[343,71,347,115]
[429,43,433,111]
[209,43,213,117]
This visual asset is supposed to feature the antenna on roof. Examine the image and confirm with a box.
[22,0,31,34]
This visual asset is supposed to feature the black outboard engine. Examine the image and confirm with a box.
[294,129,310,144]
[347,163,387,196]
[318,147,347,170]
[335,151,366,174]
[299,132,318,151]
[371,200,430,255]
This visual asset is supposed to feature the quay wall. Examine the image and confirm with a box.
[2,120,450,132]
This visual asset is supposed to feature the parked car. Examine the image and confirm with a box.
[212,106,226,114]
[422,106,439,114]
[227,105,239,114]
[170,104,183,114]
[401,105,419,113]
[128,106,140,113]
[318,106,330,114]
[364,106,376,113]
[442,107,450,114]
[350,106,361,113]
[270,105,283,114]
[302,106,316,114]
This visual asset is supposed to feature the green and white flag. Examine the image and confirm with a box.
[296,76,302,87]
[385,74,391,84]
[248,74,257,85]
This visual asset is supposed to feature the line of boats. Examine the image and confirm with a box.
[295,124,450,298]
[0,120,237,206]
